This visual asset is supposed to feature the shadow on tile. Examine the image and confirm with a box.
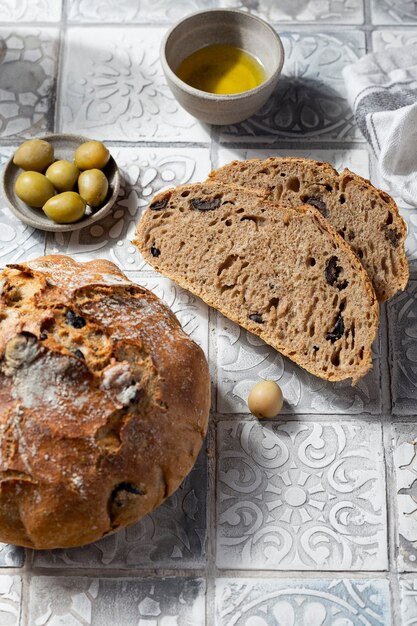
[221,76,353,140]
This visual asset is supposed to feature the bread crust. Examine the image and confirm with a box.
[208,157,409,302]
[0,255,210,549]
[134,182,379,385]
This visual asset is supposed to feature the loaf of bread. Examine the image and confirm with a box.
[134,181,379,384]
[0,255,210,549]
[208,157,409,302]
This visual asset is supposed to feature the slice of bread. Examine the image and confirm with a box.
[134,181,379,384]
[208,157,409,302]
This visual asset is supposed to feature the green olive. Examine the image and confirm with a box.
[15,171,55,207]
[78,169,109,207]
[13,139,54,173]
[74,141,110,171]
[43,191,86,224]
[247,380,283,418]
[46,160,79,192]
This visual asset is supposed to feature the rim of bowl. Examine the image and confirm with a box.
[1,133,121,233]
[160,8,285,101]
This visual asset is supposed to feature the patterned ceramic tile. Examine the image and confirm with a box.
[59,27,210,142]
[28,576,205,625]
[0,28,58,139]
[371,0,417,24]
[45,147,211,269]
[392,425,417,571]
[401,207,417,266]
[0,0,62,22]
[220,31,365,142]
[216,420,387,571]
[129,272,209,354]
[67,0,214,23]
[0,148,46,267]
[0,576,21,626]
[400,578,417,623]
[215,578,391,625]
[0,544,24,568]
[388,281,417,415]
[216,146,370,178]
[372,29,417,50]
[219,0,364,24]
[216,314,382,415]
[34,446,207,569]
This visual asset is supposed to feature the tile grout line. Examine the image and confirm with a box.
[364,0,372,27]
[8,20,416,30]
[207,120,221,621]
[18,547,34,626]
[370,147,402,626]
[53,0,67,135]
[0,139,370,149]
[21,566,208,578]
[8,565,405,579]
[203,569,397,579]
[383,295,403,626]
[206,308,217,620]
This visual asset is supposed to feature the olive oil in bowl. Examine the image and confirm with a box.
[176,44,266,95]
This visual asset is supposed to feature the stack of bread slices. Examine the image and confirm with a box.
[134,157,409,384]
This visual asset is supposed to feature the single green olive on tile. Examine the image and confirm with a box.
[248,380,283,418]
[14,171,55,207]
[43,191,86,224]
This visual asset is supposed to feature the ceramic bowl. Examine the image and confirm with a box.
[160,9,285,126]
[1,134,120,233]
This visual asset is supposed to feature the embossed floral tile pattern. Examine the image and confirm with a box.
[372,28,417,50]
[0,27,58,139]
[216,420,387,570]
[388,281,417,415]
[66,0,214,23]
[215,578,391,625]
[0,149,46,267]
[392,425,417,571]
[132,273,209,353]
[219,0,364,23]
[400,579,417,623]
[59,27,210,142]
[216,313,382,414]
[398,207,417,265]
[0,544,24,568]
[371,0,417,25]
[28,576,205,625]
[33,445,208,569]
[220,31,365,142]
[0,0,61,22]
[0,576,21,626]
[45,147,211,269]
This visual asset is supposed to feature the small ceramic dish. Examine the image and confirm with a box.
[1,133,120,233]
[160,9,285,126]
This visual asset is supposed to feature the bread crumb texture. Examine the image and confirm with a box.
[208,157,409,302]
[0,255,210,549]
[134,181,379,385]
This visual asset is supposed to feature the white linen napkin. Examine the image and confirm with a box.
[343,44,417,207]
